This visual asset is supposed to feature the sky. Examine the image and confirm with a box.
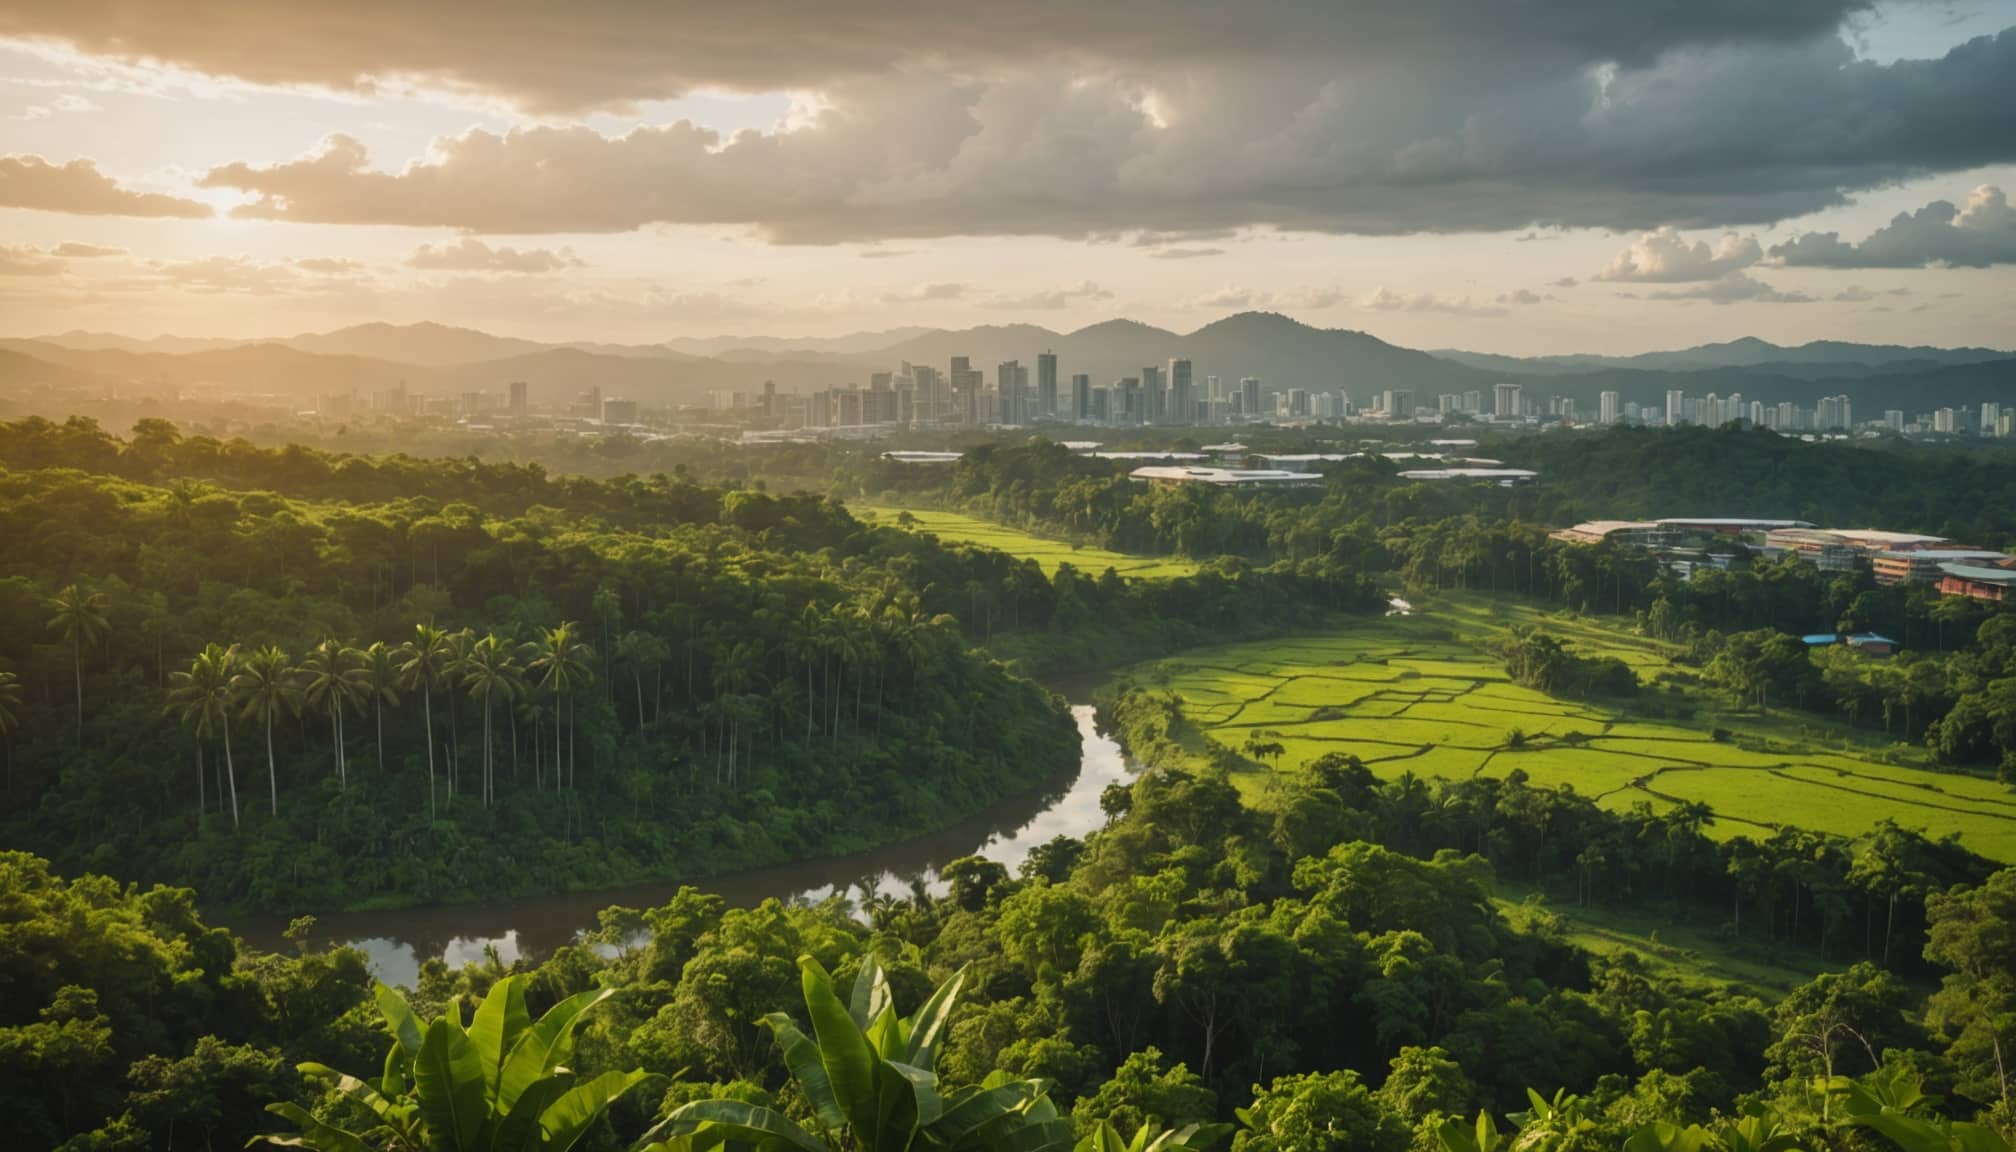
[2,0,2014,355]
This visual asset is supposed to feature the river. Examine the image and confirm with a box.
[232,704,1133,986]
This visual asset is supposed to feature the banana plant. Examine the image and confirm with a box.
[1435,1111,1510,1152]
[1828,1067,2010,1152]
[1507,1089,1598,1152]
[638,953,1075,1151]
[1074,1119,1232,1152]
[259,976,658,1152]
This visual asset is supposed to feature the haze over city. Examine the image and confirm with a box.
[3,0,2015,353]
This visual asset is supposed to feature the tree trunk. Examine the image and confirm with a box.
[423,689,436,820]
[223,722,240,830]
[266,715,278,817]
[329,710,342,787]
[73,638,84,745]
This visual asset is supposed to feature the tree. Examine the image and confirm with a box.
[167,643,243,830]
[399,623,451,820]
[462,633,523,808]
[1232,1070,1409,1152]
[0,668,20,788]
[233,646,297,817]
[360,640,403,772]
[45,583,109,744]
[526,623,593,791]
[257,976,656,1152]
[643,954,1072,1151]
[297,640,367,791]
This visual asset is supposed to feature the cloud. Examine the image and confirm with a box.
[1769,184,2016,268]
[2,0,1889,114]
[1830,284,1910,302]
[181,25,2016,242]
[878,282,969,304]
[294,257,368,275]
[1496,288,1548,305]
[992,280,1114,310]
[1,155,212,218]
[1550,276,1579,288]
[406,237,583,273]
[857,249,912,259]
[1599,227,1761,282]
[1636,272,1815,304]
[1149,247,1225,260]
[51,242,125,257]
[1361,287,1507,316]
[1189,284,1345,311]
[0,245,65,276]
[13,93,97,120]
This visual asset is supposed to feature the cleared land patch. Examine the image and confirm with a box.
[854,505,1200,579]
[1117,602,2016,862]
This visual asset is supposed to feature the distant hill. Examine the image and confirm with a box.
[664,328,935,358]
[1432,337,2013,378]
[279,322,557,367]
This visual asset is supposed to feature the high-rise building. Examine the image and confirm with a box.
[1599,390,1619,425]
[1666,389,1686,426]
[1885,409,1905,432]
[1037,351,1059,419]
[1071,373,1091,421]
[508,379,528,417]
[1117,377,1142,425]
[995,360,1028,424]
[601,396,638,425]
[1167,358,1193,425]
[1982,402,2003,435]
[1934,407,1957,433]
[1241,377,1261,419]
[1140,365,1165,424]
[1286,388,1310,416]
[1816,394,1853,431]
[1493,382,1523,419]
[1381,389,1413,420]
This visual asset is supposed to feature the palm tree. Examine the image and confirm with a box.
[462,633,523,807]
[526,623,593,791]
[45,583,110,744]
[444,628,475,798]
[614,629,669,727]
[233,646,297,817]
[789,603,825,742]
[712,641,760,786]
[398,623,450,820]
[0,668,21,789]
[167,643,242,830]
[297,640,367,790]
[358,641,402,771]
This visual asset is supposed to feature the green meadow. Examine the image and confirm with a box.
[1119,594,2016,863]
[855,505,1201,579]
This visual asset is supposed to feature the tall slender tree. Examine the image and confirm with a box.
[297,639,367,790]
[0,668,21,789]
[167,643,242,830]
[359,641,402,770]
[526,623,592,791]
[397,623,450,820]
[45,583,110,744]
[461,633,522,807]
[233,645,297,817]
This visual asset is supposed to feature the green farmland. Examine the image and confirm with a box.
[1118,594,2016,863]
[855,505,1200,579]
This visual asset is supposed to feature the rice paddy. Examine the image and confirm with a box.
[1120,595,2016,862]
[854,505,1200,579]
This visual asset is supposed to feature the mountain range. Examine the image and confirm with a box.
[4,314,2012,415]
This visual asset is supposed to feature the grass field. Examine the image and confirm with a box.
[1117,593,2016,863]
[855,505,1200,580]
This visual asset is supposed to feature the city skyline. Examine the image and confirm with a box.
[1,2,2015,351]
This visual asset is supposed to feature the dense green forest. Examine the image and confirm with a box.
[0,417,1096,910]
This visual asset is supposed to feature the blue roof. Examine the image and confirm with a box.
[1802,634,1839,645]
[1847,633,1899,646]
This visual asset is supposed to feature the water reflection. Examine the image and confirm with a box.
[233,705,1131,986]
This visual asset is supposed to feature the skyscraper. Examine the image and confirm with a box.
[1241,377,1261,419]
[1071,373,1091,421]
[509,379,528,417]
[1493,382,1522,419]
[1037,351,1059,419]
[1666,389,1686,426]
[996,360,1027,424]
[1599,390,1619,425]
[1141,365,1165,424]
[1167,358,1193,425]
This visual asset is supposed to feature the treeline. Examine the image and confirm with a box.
[10,722,2016,1148]
[0,418,1088,910]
